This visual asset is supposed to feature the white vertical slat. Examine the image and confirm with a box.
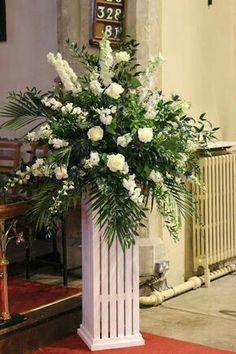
[91,215,101,339]
[229,155,233,258]
[101,234,109,339]
[204,158,210,268]
[208,157,213,264]
[226,156,230,258]
[81,200,87,329]
[215,156,220,263]
[117,241,125,337]
[212,157,216,263]
[125,247,132,336]
[222,156,227,259]
[231,155,235,257]
[132,243,140,335]
[109,237,117,338]
[192,179,197,271]
[219,156,224,260]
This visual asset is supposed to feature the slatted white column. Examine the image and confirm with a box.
[78,197,144,351]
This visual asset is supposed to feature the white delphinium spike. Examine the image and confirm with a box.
[99,36,114,86]
[47,52,81,94]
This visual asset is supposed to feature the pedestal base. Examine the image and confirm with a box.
[78,325,145,351]
[0,313,26,329]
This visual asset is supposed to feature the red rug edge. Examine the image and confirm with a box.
[33,331,236,354]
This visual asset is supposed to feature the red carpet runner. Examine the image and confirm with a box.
[0,278,80,313]
[33,332,235,354]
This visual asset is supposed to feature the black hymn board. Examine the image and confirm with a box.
[0,0,6,41]
[90,0,126,46]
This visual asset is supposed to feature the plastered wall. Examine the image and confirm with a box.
[0,0,58,139]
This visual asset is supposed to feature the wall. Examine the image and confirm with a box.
[0,0,58,139]
[161,0,236,284]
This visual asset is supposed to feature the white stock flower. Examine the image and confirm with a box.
[61,103,73,114]
[100,114,112,125]
[105,83,124,99]
[42,97,62,110]
[49,138,69,149]
[117,133,132,148]
[54,166,68,180]
[37,124,53,140]
[149,170,163,184]
[186,140,198,152]
[122,175,136,195]
[27,132,38,142]
[130,188,143,204]
[107,153,126,172]
[90,80,103,95]
[115,51,130,63]
[138,127,153,143]
[72,107,82,115]
[85,151,100,168]
[87,126,104,142]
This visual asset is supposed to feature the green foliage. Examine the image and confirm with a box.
[1,35,218,248]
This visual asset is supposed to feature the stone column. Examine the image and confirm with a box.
[128,0,165,276]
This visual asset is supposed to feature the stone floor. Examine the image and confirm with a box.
[22,270,236,352]
[140,272,236,352]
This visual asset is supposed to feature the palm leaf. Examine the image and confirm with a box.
[0,88,48,131]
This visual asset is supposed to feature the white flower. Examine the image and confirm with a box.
[61,103,73,114]
[90,152,100,166]
[54,166,68,180]
[49,138,69,149]
[72,107,82,115]
[87,126,104,142]
[123,175,136,194]
[130,188,142,203]
[107,153,126,172]
[47,52,81,93]
[105,83,124,99]
[27,132,38,142]
[138,127,153,143]
[117,133,132,148]
[42,97,62,110]
[100,114,112,125]
[90,80,103,95]
[186,140,198,152]
[149,170,163,184]
[99,36,114,86]
[37,125,53,140]
[31,158,45,177]
[121,162,129,174]
[115,51,130,63]
[85,151,100,168]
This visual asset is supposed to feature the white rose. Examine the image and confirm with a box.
[105,83,124,99]
[107,153,125,172]
[54,166,68,180]
[115,51,130,63]
[138,127,153,143]
[87,126,104,142]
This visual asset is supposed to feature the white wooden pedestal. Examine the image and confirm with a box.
[77,199,145,351]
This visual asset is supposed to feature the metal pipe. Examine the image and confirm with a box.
[139,264,236,306]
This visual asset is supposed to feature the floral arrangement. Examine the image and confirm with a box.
[0,36,217,249]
